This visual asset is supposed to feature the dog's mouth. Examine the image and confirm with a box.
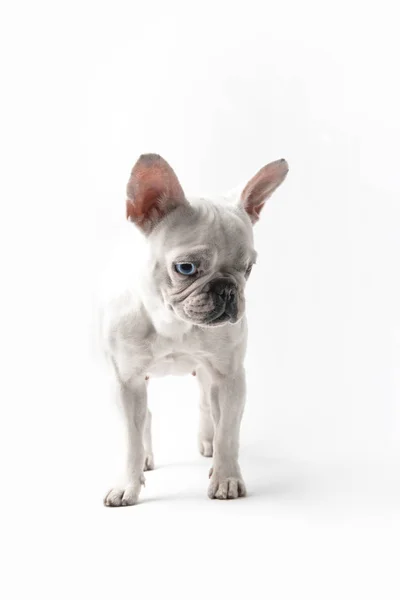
[172,304,239,328]
[201,306,240,327]
[169,286,242,327]
[206,311,232,326]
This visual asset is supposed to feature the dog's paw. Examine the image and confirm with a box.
[144,454,155,471]
[199,440,213,457]
[208,474,246,500]
[104,477,144,507]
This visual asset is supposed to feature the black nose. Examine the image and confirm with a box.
[211,279,238,319]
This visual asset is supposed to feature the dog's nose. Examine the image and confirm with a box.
[223,288,237,317]
[211,279,238,318]
[216,286,235,304]
[212,279,234,300]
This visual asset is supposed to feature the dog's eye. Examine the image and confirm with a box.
[175,262,197,276]
[245,264,253,277]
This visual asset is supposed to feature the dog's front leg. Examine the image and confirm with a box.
[208,367,247,500]
[104,379,147,507]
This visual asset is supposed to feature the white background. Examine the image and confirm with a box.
[1,0,400,598]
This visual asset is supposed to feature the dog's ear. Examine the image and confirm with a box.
[240,159,289,224]
[126,154,188,232]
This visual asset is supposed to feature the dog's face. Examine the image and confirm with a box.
[126,154,288,327]
[150,202,255,327]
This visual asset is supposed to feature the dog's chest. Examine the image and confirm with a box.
[147,352,196,377]
[146,335,202,377]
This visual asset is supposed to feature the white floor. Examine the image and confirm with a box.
[94,375,400,518]
[12,366,397,599]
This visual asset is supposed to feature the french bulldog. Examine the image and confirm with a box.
[101,153,288,506]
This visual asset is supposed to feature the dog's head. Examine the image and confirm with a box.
[126,154,288,327]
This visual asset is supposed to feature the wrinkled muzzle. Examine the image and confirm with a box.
[182,278,240,326]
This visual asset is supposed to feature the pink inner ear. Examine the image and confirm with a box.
[241,158,289,223]
[126,154,186,228]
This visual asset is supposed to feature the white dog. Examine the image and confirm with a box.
[100,154,288,506]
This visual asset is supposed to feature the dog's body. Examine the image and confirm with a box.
[101,154,288,506]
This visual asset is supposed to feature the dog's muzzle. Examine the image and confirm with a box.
[207,278,239,324]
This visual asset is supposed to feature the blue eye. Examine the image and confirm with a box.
[175,262,197,275]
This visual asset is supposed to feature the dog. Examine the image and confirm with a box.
[101,153,289,506]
